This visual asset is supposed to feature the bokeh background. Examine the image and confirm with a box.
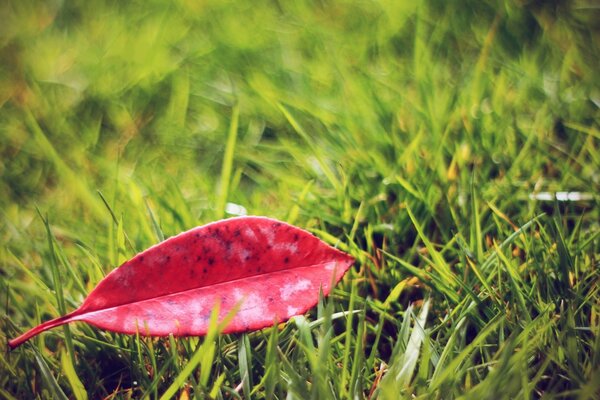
[2,0,598,232]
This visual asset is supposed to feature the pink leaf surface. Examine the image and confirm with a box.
[9,216,354,349]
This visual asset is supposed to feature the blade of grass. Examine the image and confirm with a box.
[339,280,357,397]
[216,104,240,219]
[145,199,165,242]
[238,333,253,400]
[97,190,136,253]
[208,373,227,399]
[470,178,484,261]
[277,103,340,191]
[33,349,69,400]
[286,180,314,225]
[429,312,504,390]
[494,241,532,323]
[384,251,459,304]
[264,326,279,400]
[405,205,457,288]
[480,214,544,272]
[349,302,367,398]
[37,211,76,367]
[60,349,88,400]
[388,299,430,388]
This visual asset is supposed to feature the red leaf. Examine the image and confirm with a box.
[9,216,354,349]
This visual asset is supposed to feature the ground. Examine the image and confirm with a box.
[1,1,599,399]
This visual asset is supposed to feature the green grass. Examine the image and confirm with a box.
[1,0,599,398]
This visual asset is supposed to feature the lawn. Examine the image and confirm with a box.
[1,0,599,399]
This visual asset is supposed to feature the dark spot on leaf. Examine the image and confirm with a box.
[203,268,207,274]
[293,233,299,241]
[208,257,215,265]
[284,257,289,264]
[196,255,202,262]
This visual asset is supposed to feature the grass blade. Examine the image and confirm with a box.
[60,349,88,400]
[33,349,69,400]
[216,104,240,219]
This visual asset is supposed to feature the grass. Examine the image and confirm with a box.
[1,0,599,398]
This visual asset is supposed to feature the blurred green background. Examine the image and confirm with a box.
[1,0,599,398]
[2,0,598,233]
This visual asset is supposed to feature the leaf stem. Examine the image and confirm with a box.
[8,311,79,350]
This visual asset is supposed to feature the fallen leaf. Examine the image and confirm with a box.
[9,216,354,349]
